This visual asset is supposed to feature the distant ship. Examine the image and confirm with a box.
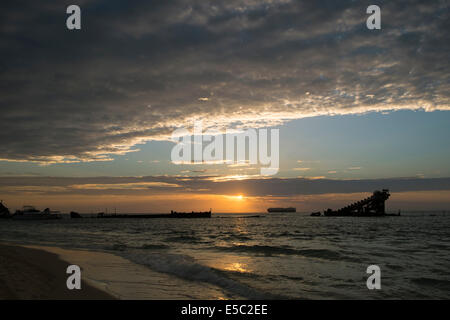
[267,207,296,213]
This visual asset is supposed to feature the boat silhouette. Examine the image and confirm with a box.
[267,207,296,213]
[12,205,61,220]
[0,200,11,218]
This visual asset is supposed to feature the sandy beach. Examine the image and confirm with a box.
[0,242,226,300]
[0,243,115,300]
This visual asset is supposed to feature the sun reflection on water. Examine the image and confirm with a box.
[224,262,249,273]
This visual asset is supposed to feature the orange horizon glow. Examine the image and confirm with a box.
[2,190,450,213]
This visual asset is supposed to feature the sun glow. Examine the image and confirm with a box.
[224,194,245,201]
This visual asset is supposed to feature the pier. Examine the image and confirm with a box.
[96,210,212,219]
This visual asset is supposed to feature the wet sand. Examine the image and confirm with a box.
[0,243,115,299]
[0,243,229,299]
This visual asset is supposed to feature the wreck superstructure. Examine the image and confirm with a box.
[323,189,394,217]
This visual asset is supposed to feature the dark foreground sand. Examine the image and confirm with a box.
[0,244,115,299]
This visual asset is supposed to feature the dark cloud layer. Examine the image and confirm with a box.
[1,175,449,197]
[1,0,449,162]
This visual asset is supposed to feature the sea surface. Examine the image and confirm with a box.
[1,212,449,299]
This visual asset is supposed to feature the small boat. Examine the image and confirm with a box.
[70,211,83,218]
[12,206,61,220]
[310,211,321,216]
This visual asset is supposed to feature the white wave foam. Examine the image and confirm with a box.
[121,250,274,299]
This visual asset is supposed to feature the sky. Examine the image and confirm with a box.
[0,0,449,212]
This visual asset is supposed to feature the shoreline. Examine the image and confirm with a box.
[0,243,116,300]
[0,242,233,299]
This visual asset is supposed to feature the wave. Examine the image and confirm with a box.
[108,243,169,251]
[411,277,450,290]
[121,251,280,299]
[265,231,297,238]
[214,244,300,256]
[140,244,170,250]
[109,243,127,251]
[279,275,304,281]
[165,235,209,244]
[212,244,346,261]
[220,233,253,241]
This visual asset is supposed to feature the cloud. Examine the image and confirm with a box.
[0,0,449,163]
[1,175,450,197]
[70,182,181,190]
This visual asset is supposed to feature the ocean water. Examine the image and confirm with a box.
[1,212,449,299]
